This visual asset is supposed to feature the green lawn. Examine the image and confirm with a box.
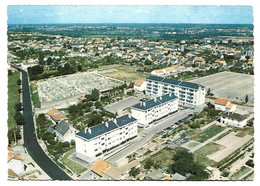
[192,125,225,143]
[32,92,41,108]
[8,71,21,130]
[193,142,224,167]
[141,147,175,169]
[104,66,149,82]
[61,149,87,175]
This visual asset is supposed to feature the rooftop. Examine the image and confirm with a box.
[91,159,112,177]
[55,120,70,136]
[132,93,177,111]
[76,114,137,140]
[215,98,229,106]
[221,112,247,121]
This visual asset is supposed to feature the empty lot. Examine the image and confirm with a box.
[207,131,253,162]
[189,71,254,104]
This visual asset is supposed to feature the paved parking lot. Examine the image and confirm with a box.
[190,71,254,104]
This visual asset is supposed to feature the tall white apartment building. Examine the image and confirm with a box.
[145,76,205,108]
[75,114,137,163]
[131,93,178,127]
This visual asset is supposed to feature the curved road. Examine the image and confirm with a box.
[13,65,72,180]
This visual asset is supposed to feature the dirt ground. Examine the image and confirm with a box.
[207,131,253,162]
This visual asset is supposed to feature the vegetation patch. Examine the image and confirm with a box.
[235,126,254,137]
[192,125,225,143]
[230,166,251,180]
[193,142,223,167]
[31,92,41,108]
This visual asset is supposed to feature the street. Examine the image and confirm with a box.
[106,106,203,164]
[13,65,72,180]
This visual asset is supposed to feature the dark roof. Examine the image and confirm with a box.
[221,112,247,121]
[132,94,178,111]
[76,114,137,140]
[162,78,181,86]
[55,120,70,136]
[146,76,204,90]
[146,76,164,82]
[47,127,55,134]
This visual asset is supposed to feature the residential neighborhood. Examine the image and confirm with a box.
[6,6,254,182]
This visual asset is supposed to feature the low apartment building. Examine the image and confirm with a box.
[145,76,205,108]
[75,114,137,163]
[220,112,247,128]
[131,93,178,127]
[214,98,236,112]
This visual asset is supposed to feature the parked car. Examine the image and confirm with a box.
[142,132,147,137]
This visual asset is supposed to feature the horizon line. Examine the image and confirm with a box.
[8,23,253,25]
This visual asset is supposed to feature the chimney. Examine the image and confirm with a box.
[170,92,172,97]
[88,128,92,134]
[105,122,109,128]
[129,114,132,118]
[154,97,157,102]
[143,102,146,107]
[85,128,88,133]
[113,118,117,124]
[160,96,162,100]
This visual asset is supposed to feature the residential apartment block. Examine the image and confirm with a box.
[145,76,205,108]
[75,115,137,163]
[131,93,178,127]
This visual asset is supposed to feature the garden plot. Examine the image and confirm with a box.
[181,140,200,150]
[207,131,253,162]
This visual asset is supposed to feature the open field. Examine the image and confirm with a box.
[235,126,254,137]
[8,71,20,130]
[103,66,150,82]
[61,149,87,175]
[191,125,225,143]
[181,140,200,150]
[208,132,253,162]
[193,142,224,167]
[190,71,254,104]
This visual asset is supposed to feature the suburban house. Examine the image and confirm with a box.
[134,80,146,92]
[8,147,24,179]
[145,170,166,180]
[214,98,236,112]
[131,93,178,127]
[46,107,68,125]
[75,114,138,163]
[193,56,206,66]
[145,76,205,108]
[220,112,248,128]
[55,120,77,142]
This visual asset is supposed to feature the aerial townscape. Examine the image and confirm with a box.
[7,6,254,181]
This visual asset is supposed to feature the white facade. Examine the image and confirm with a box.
[145,76,205,108]
[131,94,178,127]
[134,80,146,92]
[75,115,137,163]
[220,112,247,128]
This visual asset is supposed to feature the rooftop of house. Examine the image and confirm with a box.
[55,120,70,136]
[76,114,137,140]
[215,98,229,106]
[132,93,177,111]
[221,112,247,121]
[91,159,112,177]
[134,80,144,87]
[145,170,165,180]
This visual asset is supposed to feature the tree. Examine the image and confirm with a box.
[91,88,100,101]
[77,65,82,71]
[14,112,24,125]
[8,70,13,76]
[144,159,153,169]
[14,102,23,112]
[245,95,249,103]
[17,79,22,85]
[207,88,211,95]
[129,167,141,178]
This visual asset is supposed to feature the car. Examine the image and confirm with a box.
[142,132,147,137]
[174,122,180,125]
[188,114,193,117]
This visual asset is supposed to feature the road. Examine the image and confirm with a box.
[13,65,72,180]
[106,107,203,164]
[104,94,146,115]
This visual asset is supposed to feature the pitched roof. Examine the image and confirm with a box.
[134,80,144,87]
[215,98,229,106]
[221,112,247,121]
[103,166,123,180]
[8,148,22,162]
[153,69,163,74]
[91,159,112,176]
[47,107,57,115]
[76,115,137,140]
[145,170,165,180]
[171,173,186,180]
[146,76,164,82]
[132,94,177,111]
[226,103,234,109]
[164,66,177,72]
[55,120,70,136]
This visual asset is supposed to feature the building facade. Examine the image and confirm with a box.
[220,112,247,128]
[75,115,137,163]
[145,76,205,108]
[131,93,178,127]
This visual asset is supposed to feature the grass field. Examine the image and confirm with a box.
[141,147,175,169]
[192,125,225,143]
[31,92,41,108]
[235,126,254,137]
[61,149,87,175]
[230,166,252,180]
[104,66,149,82]
[8,71,21,130]
[193,142,224,167]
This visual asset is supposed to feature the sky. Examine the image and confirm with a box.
[7,5,253,24]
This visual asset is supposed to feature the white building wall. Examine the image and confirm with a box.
[215,104,227,111]
[76,120,138,163]
[220,117,247,128]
